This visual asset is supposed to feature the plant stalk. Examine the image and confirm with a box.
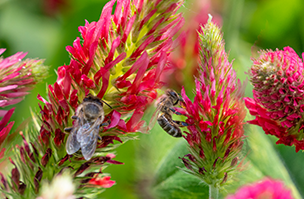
[209,185,219,199]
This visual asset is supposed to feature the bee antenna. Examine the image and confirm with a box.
[101,100,112,109]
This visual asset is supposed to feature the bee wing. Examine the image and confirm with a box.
[81,128,98,160]
[77,118,102,160]
[148,105,162,131]
[66,122,81,155]
[66,111,86,155]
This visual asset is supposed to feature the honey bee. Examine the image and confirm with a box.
[149,89,188,137]
[65,94,111,160]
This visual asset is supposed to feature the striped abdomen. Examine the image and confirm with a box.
[157,114,182,137]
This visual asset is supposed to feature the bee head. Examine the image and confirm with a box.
[166,89,179,105]
[83,94,103,106]
[83,103,103,121]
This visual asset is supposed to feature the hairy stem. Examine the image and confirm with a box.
[209,185,219,199]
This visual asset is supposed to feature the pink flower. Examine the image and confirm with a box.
[244,47,304,152]
[88,176,115,188]
[0,49,45,108]
[179,18,246,187]
[0,49,46,159]
[226,178,294,199]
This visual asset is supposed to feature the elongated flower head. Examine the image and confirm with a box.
[244,47,304,152]
[0,0,184,198]
[0,49,46,159]
[180,17,246,188]
[0,49,46,108]
[226,178,294,199]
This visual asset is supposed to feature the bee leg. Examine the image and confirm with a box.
[173,120,188,127]
[71,115,78,120]
[169,107,182,115]
[100,119,111,127]
[64,127,73,132]
[98,135,102,141]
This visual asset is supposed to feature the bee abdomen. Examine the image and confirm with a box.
[157,115,182,137]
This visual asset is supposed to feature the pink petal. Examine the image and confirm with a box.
[96,52,126,99]
[57,66,72,99]
[82,41,99,75]
[0,85,18,93]
[105,36,121,65]
[130,36,154,59]
[0,122,14,145]
[0,98,24,107]
[0,49,5,55]
[106,110,121,129]
[0,110,7,117]
[128,52,149,94]
[0,92,29,98]
[126,109,144,132]
[113,0,123,25]
[121,15,136,45]
[0,72,20,84]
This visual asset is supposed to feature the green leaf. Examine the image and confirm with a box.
[151,140,208,199]
[153,170,209,199]
[225,126,302,199]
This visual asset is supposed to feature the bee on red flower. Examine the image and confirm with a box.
[65,94,112,160]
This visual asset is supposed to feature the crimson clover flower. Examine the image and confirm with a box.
[244,47,304,152]
[0,49,46,159]
[179,17,246,190]
[0,0,184,198]
[225,178,294,199]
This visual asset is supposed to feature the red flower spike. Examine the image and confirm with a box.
[1,0,184,197]
[245,46,304,152]
[179,18,246,188]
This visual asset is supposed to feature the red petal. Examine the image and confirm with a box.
[81,75,96,89]
[128,52,149,94]
[105,110,121,129]
[96,53,126,99]
[57,66,72,99]
[0,108,15,131]
[105,37,121,65]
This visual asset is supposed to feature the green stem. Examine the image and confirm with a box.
[209,185,219,199]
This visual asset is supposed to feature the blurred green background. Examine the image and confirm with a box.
[1,0,304,198]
